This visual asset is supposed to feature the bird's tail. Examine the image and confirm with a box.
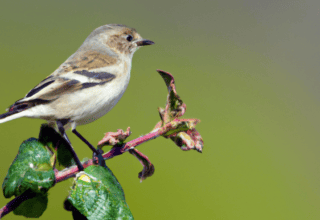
[0,100,38,124]
[0,110,30,124]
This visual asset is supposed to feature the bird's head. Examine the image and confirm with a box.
[82,24,154,58]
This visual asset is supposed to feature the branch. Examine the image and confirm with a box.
[56,118,195,181]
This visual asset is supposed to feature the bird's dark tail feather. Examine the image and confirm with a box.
[0,108,27,124]
[0,99,50,124]
[0,110,20,119]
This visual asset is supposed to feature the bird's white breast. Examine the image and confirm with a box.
[74,61,131,126]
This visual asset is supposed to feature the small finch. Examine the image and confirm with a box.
[0,24,154,170]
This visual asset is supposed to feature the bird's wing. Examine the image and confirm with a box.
[8,46,120,112]
[8,69,116,112]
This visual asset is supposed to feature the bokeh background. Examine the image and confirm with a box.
[0,0,319,219]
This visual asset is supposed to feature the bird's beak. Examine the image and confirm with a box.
[136,39,155,46]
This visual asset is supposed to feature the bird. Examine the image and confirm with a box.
[0,24,154,170]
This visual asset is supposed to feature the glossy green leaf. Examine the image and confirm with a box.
[2,138,55,198]
[66,165,133,220]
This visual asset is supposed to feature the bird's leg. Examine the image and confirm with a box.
[56,120,84,171]
[72,129,106,167]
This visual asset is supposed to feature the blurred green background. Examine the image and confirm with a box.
[0,0,319,219]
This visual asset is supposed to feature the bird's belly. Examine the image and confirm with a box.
[76,82,128,126]
[51,75,129,126]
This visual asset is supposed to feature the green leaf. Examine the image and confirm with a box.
[2,138,55,198]
[66,165,134,220]
[2,138,55,218]
[65,199,88,220]
[13,192,48,218]
[38,124,75,170]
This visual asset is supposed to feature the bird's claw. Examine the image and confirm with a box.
[93,148,106,167]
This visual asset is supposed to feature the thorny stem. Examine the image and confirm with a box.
[0,120,178,219]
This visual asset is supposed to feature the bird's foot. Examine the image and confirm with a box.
[93,148,106,167]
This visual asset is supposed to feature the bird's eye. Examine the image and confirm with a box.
[126,35,133,42]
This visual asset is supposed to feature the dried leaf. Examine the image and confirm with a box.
[186,129,204,152]
[169,129,204,152]
[161,119,200,137]
[157,70,186,124]
[98,127,131,148]
[155,70,203,153]
[129,149,155,182]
